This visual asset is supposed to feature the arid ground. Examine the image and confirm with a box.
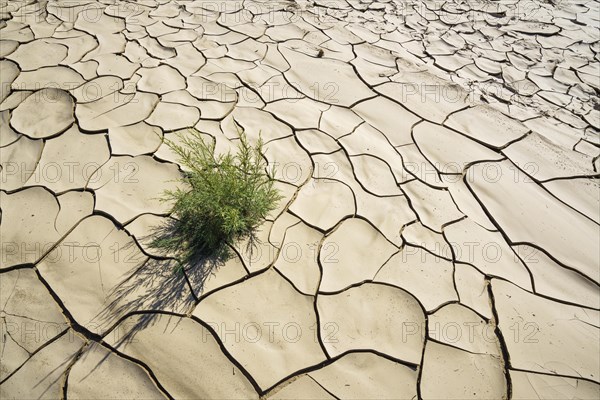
[1,0,599,399]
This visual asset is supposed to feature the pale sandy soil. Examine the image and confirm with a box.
[0,0,599,399]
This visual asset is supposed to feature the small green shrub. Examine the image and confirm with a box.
[152,128,282,267]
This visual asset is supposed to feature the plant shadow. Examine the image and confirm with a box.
[95,218,239,348]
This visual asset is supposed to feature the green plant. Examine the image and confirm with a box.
[151,128,282,267]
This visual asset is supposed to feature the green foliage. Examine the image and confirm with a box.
[151,128,282,268]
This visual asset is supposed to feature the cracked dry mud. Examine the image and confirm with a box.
[0,0,599,399]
